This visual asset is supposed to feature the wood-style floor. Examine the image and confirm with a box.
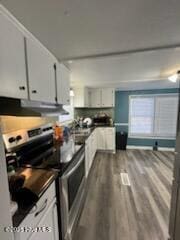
[74,150,175,240]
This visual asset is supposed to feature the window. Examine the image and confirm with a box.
[59,96,74,123]
[129,94,178,139]
[129,97,154,136]
[155,96,178,138]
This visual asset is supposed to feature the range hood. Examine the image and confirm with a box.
[21,99,69,116]
[0,97,69,117]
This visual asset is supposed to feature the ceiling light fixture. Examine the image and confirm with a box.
[168,70,180,82]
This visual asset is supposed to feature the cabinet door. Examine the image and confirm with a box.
[26,38,56,103]
[101,88,115,107]
[91,89,101,108]
[85,141,90,177]
[94,129,98,153]
[74,87,91,107]
[97,128,106,150]
[85,137,93,177]
[0,12,27,99]
[105,128,115,150]
[105,133,114,150]
[28,200,58,240]
[90,136,94,167]
[92,131,97,158]
[56,63,70,105]
[74,88,84,107]
[84,88,91,107]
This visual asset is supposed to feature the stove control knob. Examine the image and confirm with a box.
[8,137,16,143]
[16,135,22,141]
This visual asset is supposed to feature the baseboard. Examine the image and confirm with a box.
[158,147,175,152]
[127,145,153,150]
[126,145,175,152]
[97,149,116,153]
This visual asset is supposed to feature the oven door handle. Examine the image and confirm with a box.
[62,152,85,179]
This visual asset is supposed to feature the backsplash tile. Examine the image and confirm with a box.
[0,116,58,133]
[74,108,114,120]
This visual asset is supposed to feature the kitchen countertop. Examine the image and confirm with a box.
[12,168,58,227]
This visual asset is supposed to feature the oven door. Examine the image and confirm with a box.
[60,147,86,240]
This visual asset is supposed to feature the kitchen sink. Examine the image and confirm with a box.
[71,128,92,145]
[72,128,91,136]
[74,135,87,145]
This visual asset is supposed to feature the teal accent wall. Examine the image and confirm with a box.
[115,88,179,148]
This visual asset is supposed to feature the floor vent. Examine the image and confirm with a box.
[121,173,131,186]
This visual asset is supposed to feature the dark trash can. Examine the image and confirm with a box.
[116,132,128,150]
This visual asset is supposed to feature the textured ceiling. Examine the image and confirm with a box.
[1,0,180,60]
[1,0,180,89]
[69,48,180,89]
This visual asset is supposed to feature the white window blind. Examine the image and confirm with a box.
[129,94,178,139]
[129,97,154,136]
[155,96,178,138]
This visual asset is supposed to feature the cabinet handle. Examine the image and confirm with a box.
[19,86,25,90]
[32,90,37,94]
[34,199,48,217]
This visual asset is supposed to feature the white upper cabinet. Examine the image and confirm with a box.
[26,38,56,103]
[74,87,91,107]
[91,88,115,108]
[0,12,28,99]
[91,89,102,108]
[1,6,70,104]
[74,87,115,108]
[101,88,115,107]
[56,63,70,105]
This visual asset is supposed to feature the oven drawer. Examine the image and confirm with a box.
[14,182,56,240]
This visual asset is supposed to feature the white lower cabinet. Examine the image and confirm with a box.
[104,128,115,151]
[28,199,58,240]
[85,138,90,177]
[97,128,106,150]
[14,183,58,240]
[85,127,115,177]
[92,130,97,158]
[85,130,97,177]
[97,128,115,151]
